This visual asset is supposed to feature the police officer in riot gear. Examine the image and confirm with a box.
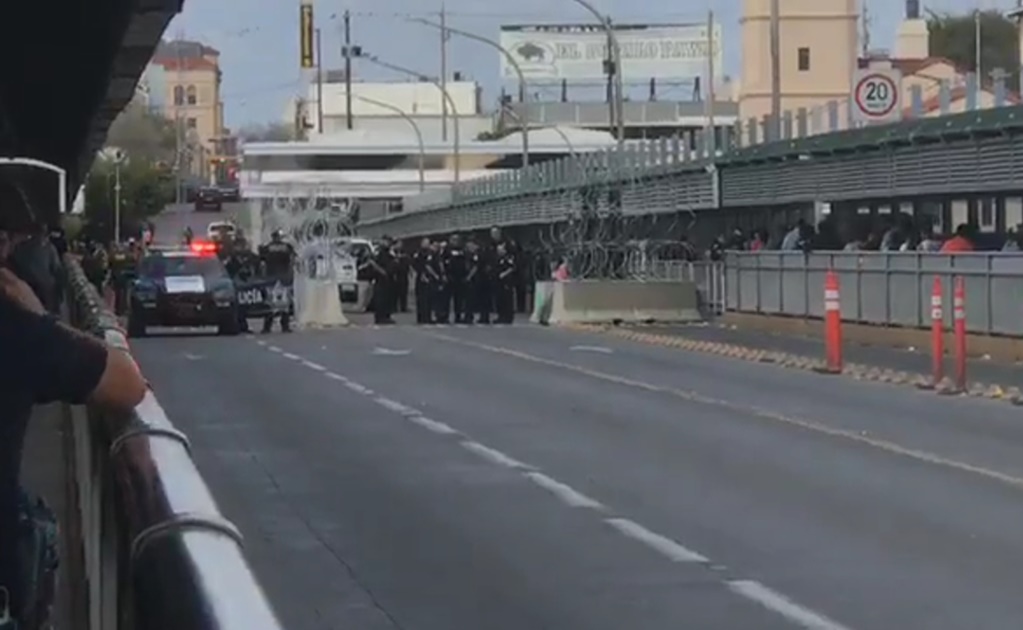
[444,234,469,323]
[257,230,295,333]
[362,235,396,324]
[412,238,437,324]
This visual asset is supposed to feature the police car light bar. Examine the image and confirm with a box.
[190,240,218,254]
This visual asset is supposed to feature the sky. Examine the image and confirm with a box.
[166,0,1013,129]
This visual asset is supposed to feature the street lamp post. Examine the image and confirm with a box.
[352,94,426,192]
[502,108,576,156]
[566,0,625,146]
[361,55,461,184]
[409,18,531,168]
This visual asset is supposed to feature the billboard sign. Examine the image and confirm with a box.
[499,23,722,82]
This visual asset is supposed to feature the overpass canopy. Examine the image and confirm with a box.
[0,0,180,227]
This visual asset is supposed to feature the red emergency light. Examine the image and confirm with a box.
[190,240,218,254]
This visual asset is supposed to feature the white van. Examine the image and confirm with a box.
[207,221,237,242]
[333,237,375,303]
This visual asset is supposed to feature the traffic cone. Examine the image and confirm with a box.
[821,269,842,374]
[953,276,967,392]
[928,276,944,389]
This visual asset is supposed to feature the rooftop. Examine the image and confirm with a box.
[243,126,620,156]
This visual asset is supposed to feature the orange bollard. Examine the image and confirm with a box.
[953,276,967,391]
[930,276,944,385]
[823,270,842,373]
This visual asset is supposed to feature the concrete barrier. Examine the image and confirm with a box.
[532,280,702,324]
[294,276,348,327]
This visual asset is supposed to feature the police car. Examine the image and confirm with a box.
[126,243,241,337]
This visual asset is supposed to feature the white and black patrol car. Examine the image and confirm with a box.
[126,245,241,336]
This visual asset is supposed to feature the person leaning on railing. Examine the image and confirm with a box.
[0,191,148,627]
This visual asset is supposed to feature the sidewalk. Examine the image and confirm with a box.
[614,322,1023,393]
[21,404,83,629]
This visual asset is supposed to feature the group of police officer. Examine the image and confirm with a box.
[359,227,521,326]
[221,229,296,333]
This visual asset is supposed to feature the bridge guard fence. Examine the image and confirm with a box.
[62,257,284,630]
[724,252,1023,336]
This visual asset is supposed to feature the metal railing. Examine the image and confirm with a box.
[724,251,1023,336]
[62,257,284,630]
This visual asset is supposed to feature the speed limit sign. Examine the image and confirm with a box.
[853,70,901,122]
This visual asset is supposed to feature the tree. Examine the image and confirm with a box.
[82,158,174,242]
[238,122,296,142]
[105,100,179,165]
[928,10,1019,90]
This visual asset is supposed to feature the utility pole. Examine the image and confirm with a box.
[860,2,871,57]
[344,9,353,129]
[706,10,716,156]
[315,27,324,133]
[769,0,781,140]
[975,9,982,76]
[440,2,448,142]
[174,30,185,203]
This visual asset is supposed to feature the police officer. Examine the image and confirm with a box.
[108,243,134,315]
[465,240,491,324]
[494,243,517,323]
[393,242,411,313]
[258,230,295,333]
[429,240,448,323]
[363,236,396,324]
[444,234,469,323]
[231,254,257,333]
[412,238,437,324]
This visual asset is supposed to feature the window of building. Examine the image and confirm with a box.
[173,85,184,105]
[798,47,811,72]
[186,85,197,105]
[187,117,197,129]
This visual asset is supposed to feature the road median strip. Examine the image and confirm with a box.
[559,323,1023,407]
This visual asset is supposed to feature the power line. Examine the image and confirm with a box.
[347,9,710,21]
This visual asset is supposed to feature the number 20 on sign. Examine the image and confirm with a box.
[853,71,900,121]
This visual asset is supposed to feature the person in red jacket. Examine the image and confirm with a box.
[940,224,976,253]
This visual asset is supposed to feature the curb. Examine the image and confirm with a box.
[559,323,1023,407]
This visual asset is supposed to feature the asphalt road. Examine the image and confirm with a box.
[131,322,1023,629]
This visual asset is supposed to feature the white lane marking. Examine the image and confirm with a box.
[345,381,372,394]
[302,360,326,371]
[375,396,417,415]
[257,340,852,630]
[407,415,458,435]
[267,346,282,353]
[727,580,852,630]
[605,518,709,563]
[425,332,1023,492]
[282,352,301,360]
[523,471,603,509]
[372,347,411,356]
[460,440,529,469]
[570,345,613,353]
[255,339,266,346]
[183,352,204,360]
